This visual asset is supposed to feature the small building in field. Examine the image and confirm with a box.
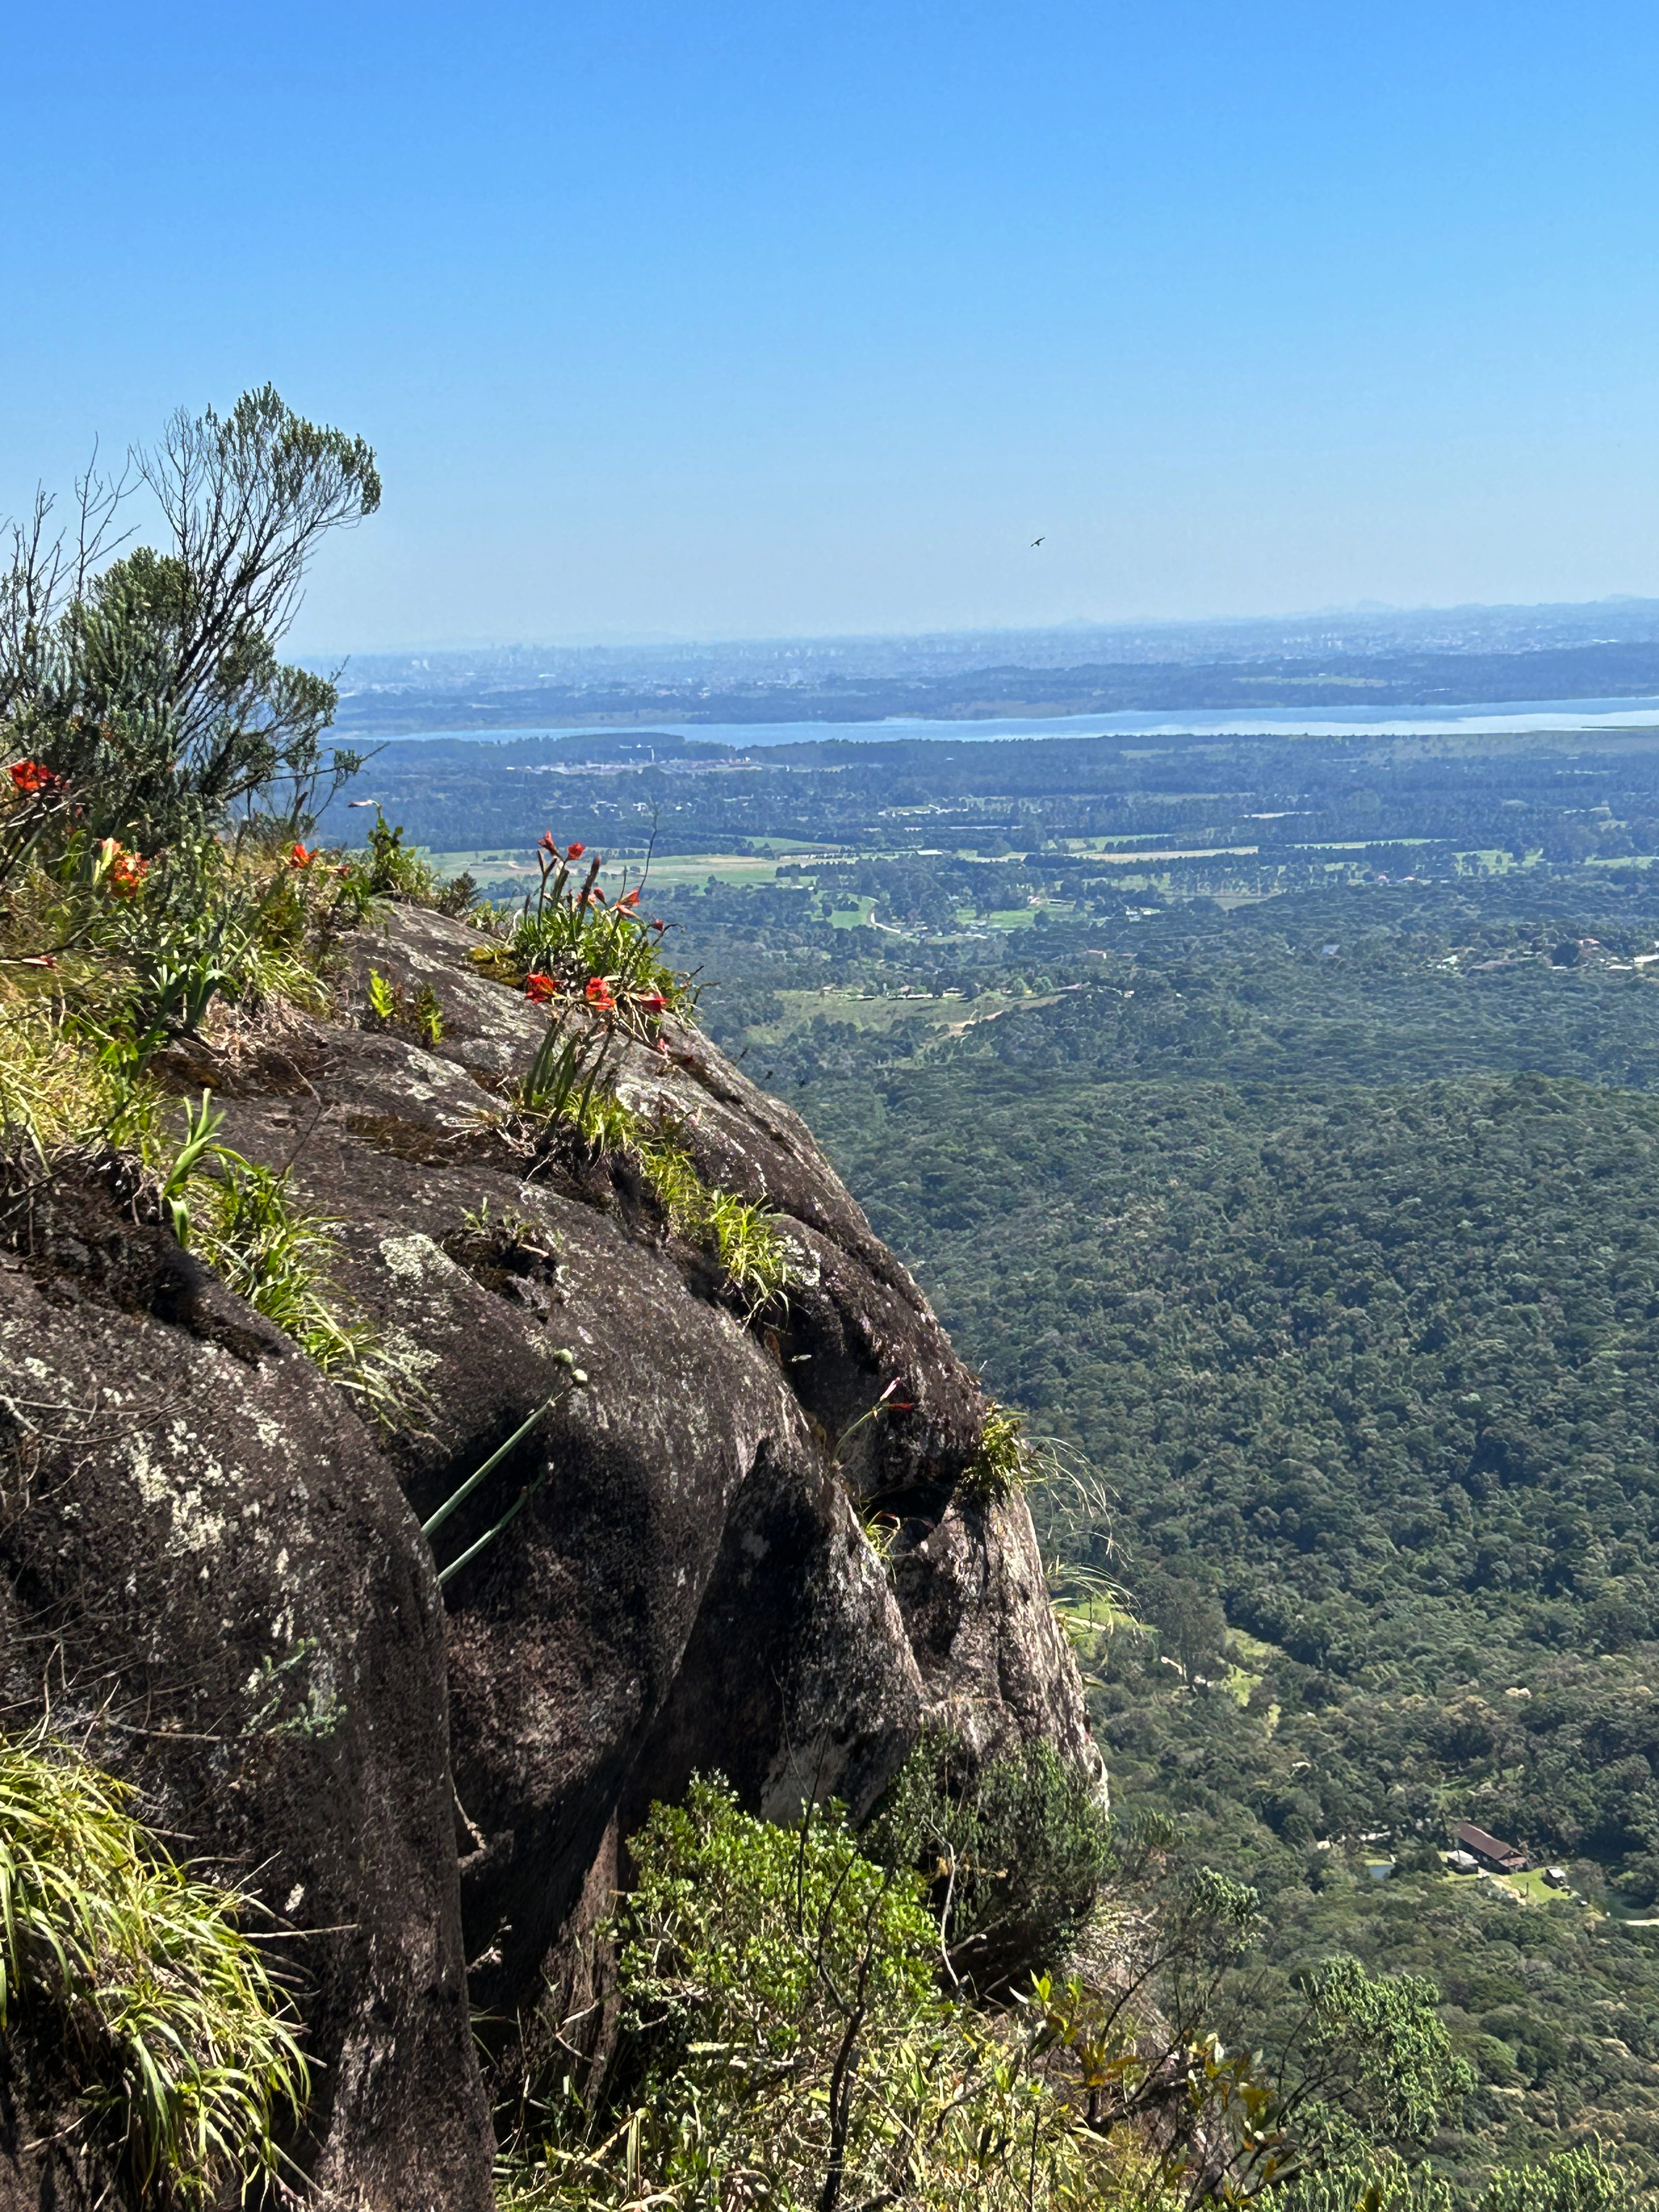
[1455,1821,1530,1874]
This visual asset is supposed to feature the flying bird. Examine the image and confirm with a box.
[1030,537,1045,548]
[347,798,380,807]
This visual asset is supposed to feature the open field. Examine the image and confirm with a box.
[737,982,1069,1044]
[435,846,852,891]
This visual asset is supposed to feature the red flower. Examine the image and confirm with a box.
[288,842,315,870]
[650,918,668,934]
[8,759,61,796]
[566,841,585,860]
[538,831,560,854]
[639,992,668,1013]
[617,887,641,910]
[524,974,558,1004]
[584,977,617,1011]
[106,846,148,899]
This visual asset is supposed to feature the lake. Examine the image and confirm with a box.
[359,694,1659,749]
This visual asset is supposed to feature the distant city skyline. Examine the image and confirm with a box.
[8,2,1659,651]
[317,595,1659,672]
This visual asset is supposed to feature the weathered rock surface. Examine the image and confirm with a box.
[0,1216,492,2210]
[0,901,1098,2206]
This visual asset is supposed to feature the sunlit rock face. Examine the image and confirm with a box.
[0,904,1096,2208]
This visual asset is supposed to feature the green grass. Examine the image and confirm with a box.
[442,846,851,890]
[1498,1867,1587,1910]
[193,1156,415,1419]
[742,983,1046,1045]
[501,1014,794,1316]
[0,1729,308,2202]
[961,1402,1031,1504]
[0,996,160,1166]
[158,1094,418,1425]
[635,1133,794,1313]
[828,894,878,928]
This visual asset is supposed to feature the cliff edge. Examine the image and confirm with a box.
[0,901,1098,2209]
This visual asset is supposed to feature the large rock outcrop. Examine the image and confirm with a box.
[0,902,1098,2208]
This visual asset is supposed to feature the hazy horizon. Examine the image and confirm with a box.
[309,594,1659,671]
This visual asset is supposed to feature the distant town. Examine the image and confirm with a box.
[319,597,1659,737]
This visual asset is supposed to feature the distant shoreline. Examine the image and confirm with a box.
[328,696,1659,750]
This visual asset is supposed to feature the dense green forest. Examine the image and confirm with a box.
[656,860,1659,2188]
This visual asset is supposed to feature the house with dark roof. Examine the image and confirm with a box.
[1455,1821,1529,1874]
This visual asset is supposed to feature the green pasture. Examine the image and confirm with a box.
[434,846,847,891]
[742,982,1063,1045]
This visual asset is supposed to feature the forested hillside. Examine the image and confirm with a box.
[630,852,1659,2191]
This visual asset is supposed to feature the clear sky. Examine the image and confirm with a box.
[6,2,1659,651]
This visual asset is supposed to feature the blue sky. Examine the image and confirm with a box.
[5,1,1659,648]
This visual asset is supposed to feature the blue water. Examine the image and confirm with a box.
[356,696,1659,749]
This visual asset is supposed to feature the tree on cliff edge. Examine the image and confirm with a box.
[1,384,379,847]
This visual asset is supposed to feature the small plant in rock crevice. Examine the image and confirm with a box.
[831,1378,917,1493]
[961,1400,1034,1504]
[445,1195,565,1290]
[511,1005,635,1153]
[495,998,794,1318]
[632,1129,794,1313]
[859,1505,903,1583]
[364,964,444,1045]
[158,1091,416,1423]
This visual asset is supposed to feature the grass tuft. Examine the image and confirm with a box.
[503,1009,793,1316]
[0,996,159,1171]
[0,1728,309,2203]
[160,1099,421,1425]
[961,1401,1032,1504]
[634,1133,794,1314]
